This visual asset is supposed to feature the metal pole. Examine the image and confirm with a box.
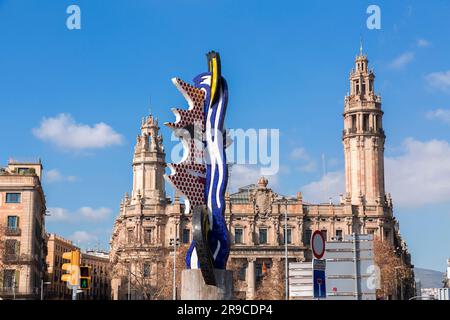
[72,285,77,300]
[13,274,16,300]
[172,237,177,300]
[128,263,131,300]
[41,279,43,300]
[353,233,359,300]
[284,197,288,300]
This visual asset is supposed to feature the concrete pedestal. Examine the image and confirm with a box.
[181,269,233,300]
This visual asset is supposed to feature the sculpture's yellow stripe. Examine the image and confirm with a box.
[209,57,219,106]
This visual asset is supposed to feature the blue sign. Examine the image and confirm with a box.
[313,269,326,299]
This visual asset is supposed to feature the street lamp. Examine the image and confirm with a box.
[170,237,180,300]
[40,280,51,300]
[283,196,289,300]
[127,261,131,300]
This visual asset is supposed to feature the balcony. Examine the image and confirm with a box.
[0,287,40,298]
[2,253,33,265]
[5,227,21,236]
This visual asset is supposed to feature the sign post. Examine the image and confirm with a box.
[313,259,326,299]
[311,231,326,299]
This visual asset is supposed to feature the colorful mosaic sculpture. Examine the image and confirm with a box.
[164,52,230,286]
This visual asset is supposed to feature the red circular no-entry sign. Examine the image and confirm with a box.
[311,230,326,259]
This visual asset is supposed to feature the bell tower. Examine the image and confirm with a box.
[131,114,166,204]
[343,49,386,206]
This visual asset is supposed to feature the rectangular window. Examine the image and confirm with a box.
[3,270,16,288]
[234,228,243,244]
[304,229,312,245]
[143,229,152,244]
[6,193,21,204]
[17,168,30,175]
[238,264,246,281]
[351,115,357,131]
[5,240,19,255]
[335,229,343,240]
[256,263,263,280]
[259,228,267,244]
[143,263,151,278]
[182,229,190,244]
[363,114,369,131]
[282,228,292,244]
[362,81,366,94]
[7,216,19,229]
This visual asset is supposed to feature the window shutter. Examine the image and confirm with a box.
[15,241,21,255]
[15,270,20,288]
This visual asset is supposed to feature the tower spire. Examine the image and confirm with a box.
[343,49,385,207]
[132,112,166,204]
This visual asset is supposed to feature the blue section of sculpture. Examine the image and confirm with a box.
[184,71,230,270]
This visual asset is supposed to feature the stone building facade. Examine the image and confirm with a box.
[0,161,47,300]
[46,233,111,300]
[110,51,413,300]
[45,233,78,299]
[79,250,111,300]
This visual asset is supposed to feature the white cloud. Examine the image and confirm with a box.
[425,70,450,93]
[426,109,450,124]
[417,39,431,47]
[385,138,450,208]
[46,206,111,223]
[32,113,124,151]
[69,231,98,245]
[298,139,450,208]
[389,52,414,69]
[290,147,317,173]
[298,161,317,173]
[79,207,111,221]
[229,164,279,192]
[290,147,308,160]
[45,169,77,183]
[301,171,345,204]
[46,207,71,222]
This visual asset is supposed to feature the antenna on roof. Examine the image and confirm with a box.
[322,153,331,204]
[359,35,364,56]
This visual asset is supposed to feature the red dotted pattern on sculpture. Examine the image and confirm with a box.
[165,78,208,207]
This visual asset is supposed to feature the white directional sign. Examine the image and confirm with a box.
[289,262,313,299]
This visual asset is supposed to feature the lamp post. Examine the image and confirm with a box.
[40,280,51,300]
[127,261,131,300]
[170,236,180,300]
[283,196,289,300]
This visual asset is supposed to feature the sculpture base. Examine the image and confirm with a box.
[181,269,233,300]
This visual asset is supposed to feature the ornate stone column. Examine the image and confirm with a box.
[246,258,256,300]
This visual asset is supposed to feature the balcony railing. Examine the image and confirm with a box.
[0,287,40,297]
[5,227,21,236]
[2,253,33,264]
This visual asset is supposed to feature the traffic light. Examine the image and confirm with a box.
[79,266,91,290]
[61,250,80,287]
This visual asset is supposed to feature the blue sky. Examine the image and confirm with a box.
[1,0,449,272]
